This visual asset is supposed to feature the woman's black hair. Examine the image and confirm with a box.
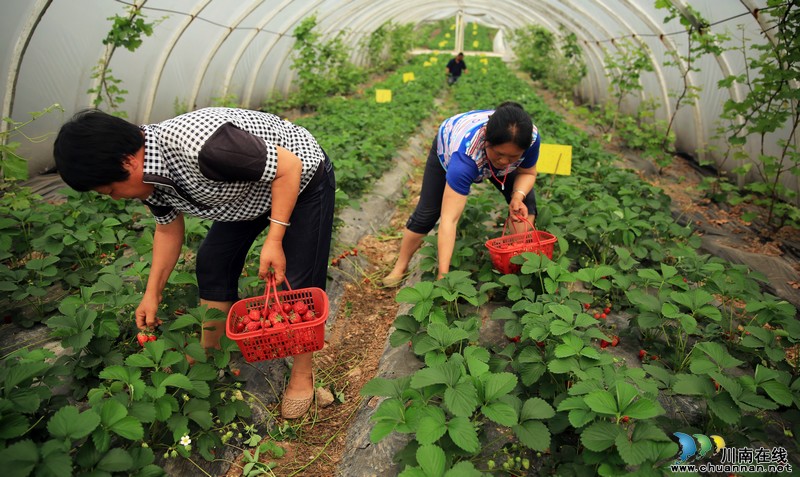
[53,109,144,191]
[485,101,533,150]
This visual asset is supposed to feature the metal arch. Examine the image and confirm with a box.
[248,0,329,101]
[197,1,271,110]
[1,0,51,135]
[139,0,213,121]
[231,0,295,106]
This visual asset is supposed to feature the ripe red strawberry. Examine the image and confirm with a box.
[268,311,282,327]
[136,332,149,347]
[584,303,591,310]
[594,313,601,319]
[248,309,261,321]
[638,350,647,360]
[246,321,262,331]
[304,310,317,322]
[621,416,630,423]
[148,334,157,342]
[293,301,309,316]
[287,311,300,324]
[235,321,245,333]
[600,340,609,349]
[603,307,611,314]
[611,336,619,347]
[536,341,545,348]
[231,369,241,377]
[600,313,607,320]
[282,303,293,313]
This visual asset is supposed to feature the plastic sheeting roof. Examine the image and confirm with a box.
[1,0,796,201]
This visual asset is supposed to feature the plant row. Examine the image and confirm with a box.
[361,57,799,476]
[0,56,449,476]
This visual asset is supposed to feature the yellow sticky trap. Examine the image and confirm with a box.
[429,56,438,63]
[375,89,392,103]
[537,144,573,175]
[473,40,479,48]
[438,40,447,48]
[402,72,415,83]
[480,57,489,65]
[445,33,451,38]
[423,61,431,67]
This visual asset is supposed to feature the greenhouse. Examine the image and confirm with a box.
[1,0,798,476]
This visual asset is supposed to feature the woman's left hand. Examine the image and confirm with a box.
[509,197,528,221]
[259,239,286,283]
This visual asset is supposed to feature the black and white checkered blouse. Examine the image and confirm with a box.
[140,107,325,224]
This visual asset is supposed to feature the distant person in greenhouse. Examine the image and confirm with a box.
[446,52,468,85]
[383,101,540,287]
[53,107,335,419]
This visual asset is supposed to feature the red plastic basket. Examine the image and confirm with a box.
[485,215,557,274]
[226,276,329,362]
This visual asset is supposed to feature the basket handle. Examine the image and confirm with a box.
[261,273,296,319]
[503,214,543,246]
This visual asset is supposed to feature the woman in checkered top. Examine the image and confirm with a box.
[54,107,336,419]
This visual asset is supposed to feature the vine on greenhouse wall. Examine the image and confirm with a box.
[717,1,800,229]
[657,1,729,174]
[288,15,365,110]
[362,21,415,73]
[508,24,587,100]
[88,2,159,117]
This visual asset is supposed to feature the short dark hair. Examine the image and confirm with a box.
[485,101,533,150]
[53,109,144,191]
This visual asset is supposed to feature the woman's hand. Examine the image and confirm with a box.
[259,239,286,283]
[509,196,528,221]
[135,291,164,330]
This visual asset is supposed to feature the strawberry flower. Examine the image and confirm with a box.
[180,435,191,447]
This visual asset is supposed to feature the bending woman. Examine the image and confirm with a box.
[383,101,540,285]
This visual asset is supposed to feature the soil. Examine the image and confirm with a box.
[222,86,800,477]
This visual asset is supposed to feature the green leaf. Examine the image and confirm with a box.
[513,420,551,451]
[361,377,411,398]
[96,448,134,472]
[416,407,447,445]
[48,405,101,440]
[481,401,518,427]
[417,445,446,477]
[0,439,39,477]
[760,380,793,407]
[584,390,618,415]
[706,392,740,425]
[482,372,517,402]
[615,432,654,466]
[693,341,744,369]
[110,416,144,440]
[463,346,490,377]
[444,381,478,417]
[161,373,194,390]
[621,398,665,420]
[411,366,450,389]
[444,461,481,477]
[447,416,480,453]
[672,374,713,396]
[580,421,620,452]
[520,397,556,421]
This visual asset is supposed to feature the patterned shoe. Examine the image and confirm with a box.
[281,372,315,419]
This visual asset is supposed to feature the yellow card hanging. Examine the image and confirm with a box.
[375,89,392,103]
[536,144,572,175]
[402,72,415,83]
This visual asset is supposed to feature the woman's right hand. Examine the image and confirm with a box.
[135,291,164,330]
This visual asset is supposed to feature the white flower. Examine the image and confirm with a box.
[180,435,192,447]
